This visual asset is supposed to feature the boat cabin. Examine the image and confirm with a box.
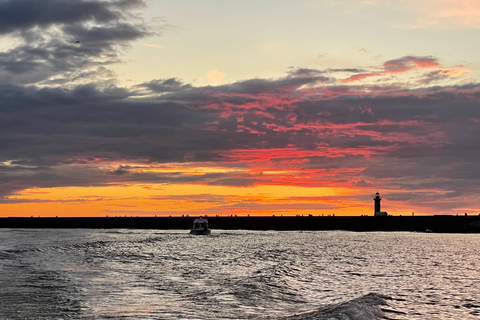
[190,218,211,235]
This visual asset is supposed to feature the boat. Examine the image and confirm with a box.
[189,218,211,235]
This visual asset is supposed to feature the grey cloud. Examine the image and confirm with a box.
[418,70,452,84]
[62,22,150,44]
[0,84,225,165]
[0,0,153,85]
[139,78,192,93]
[383,55,439,72]
[328,68,368,73]
[351,180,374,187]
[0,162,259,199]
[111,165,130,175]
[287,67,327,77]
[0,0,145,35]
[2,55,480,212]
[210,76,331,94]
[3,77,480,166]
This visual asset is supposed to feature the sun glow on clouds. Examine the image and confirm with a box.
[5,183,369,217]
[0,158,373,216]
[207,69,226,85]
[2,60,479,216]
[340,56,467,84]
[1,0,480,217]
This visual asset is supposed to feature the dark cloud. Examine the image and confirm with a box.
[62,22,149,44]
[2,74,480,164]
[0,161,260,199]
[0,0,153,85]
[328,68,368,73]
[139,78,192,93]
[0,0,145,35]
[0,84,223,166]
[3,76,480,198]
[287,67,327,77]
[111,165,130,175]
[212,76,329,94]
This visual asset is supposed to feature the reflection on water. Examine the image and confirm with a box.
[1,229,480,319]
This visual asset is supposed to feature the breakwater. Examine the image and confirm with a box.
[2,215,480,233]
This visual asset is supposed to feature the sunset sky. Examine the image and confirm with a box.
[2,0,480,217]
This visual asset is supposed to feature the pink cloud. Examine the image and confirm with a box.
[340,72,383,83]
[383,56,440,73]
[341,56,441,83]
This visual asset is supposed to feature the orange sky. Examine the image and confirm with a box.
[0,183,395,217]
[0,161,468,217]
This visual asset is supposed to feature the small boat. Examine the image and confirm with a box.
[190,218,211,235]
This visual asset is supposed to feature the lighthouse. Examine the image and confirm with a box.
[373,192,381,214]
[373,192,387,216]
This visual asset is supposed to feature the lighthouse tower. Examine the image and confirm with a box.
[373,192,381,215]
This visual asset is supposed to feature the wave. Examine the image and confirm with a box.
[280,293,403,320]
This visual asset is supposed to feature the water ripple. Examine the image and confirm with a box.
[1,230,480,319]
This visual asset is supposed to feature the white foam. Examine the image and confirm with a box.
[282,293,391,320]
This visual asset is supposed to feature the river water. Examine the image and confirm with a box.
[0,229,479,319]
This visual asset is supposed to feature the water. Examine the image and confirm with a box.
[0,229,479,319]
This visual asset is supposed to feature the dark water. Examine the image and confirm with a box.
[1,229,479,319]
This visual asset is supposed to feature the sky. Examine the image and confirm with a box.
[1,0,480,217]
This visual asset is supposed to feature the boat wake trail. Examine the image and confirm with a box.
[279,293,399,320]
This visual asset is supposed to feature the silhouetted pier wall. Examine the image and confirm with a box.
[2,215,480,233]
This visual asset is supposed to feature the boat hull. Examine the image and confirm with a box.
[189,229,211,235]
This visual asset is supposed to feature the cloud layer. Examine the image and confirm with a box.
[1,0,480,215]
[0,0,150,86]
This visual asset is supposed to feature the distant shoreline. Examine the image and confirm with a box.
[2,215,480,233]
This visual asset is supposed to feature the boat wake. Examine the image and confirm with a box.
[279,293,402,320]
